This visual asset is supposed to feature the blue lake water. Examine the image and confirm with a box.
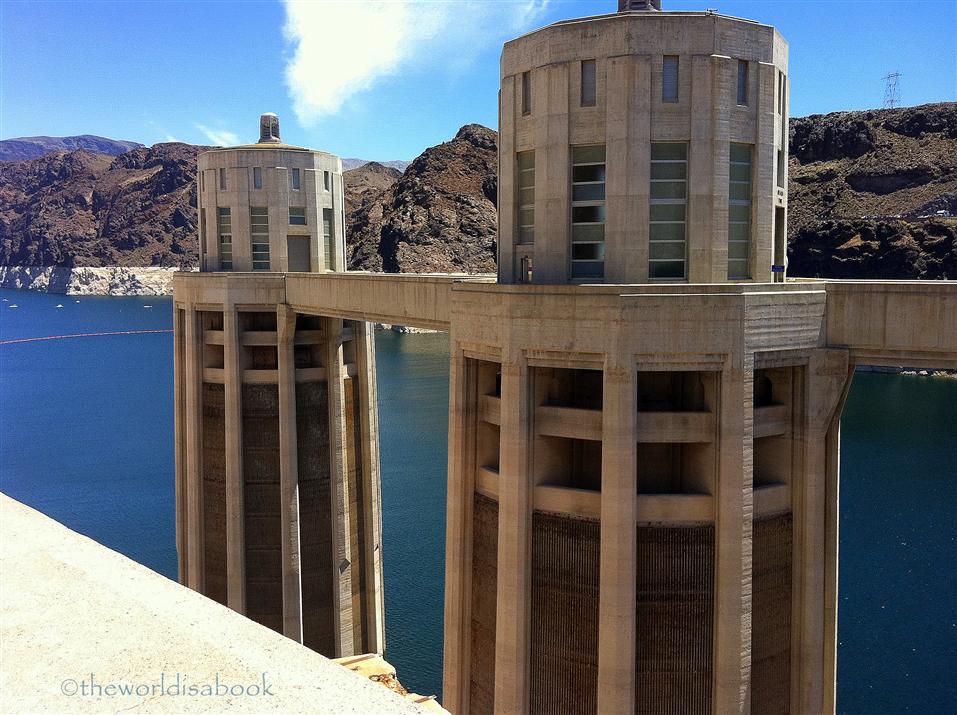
[1,287,954,712]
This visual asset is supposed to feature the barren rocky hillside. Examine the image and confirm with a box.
[788,102,957,279]
[1,103,954,280]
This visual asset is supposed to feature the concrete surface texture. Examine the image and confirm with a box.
[0,494,432,714]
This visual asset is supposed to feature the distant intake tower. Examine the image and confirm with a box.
[176,115,384,659]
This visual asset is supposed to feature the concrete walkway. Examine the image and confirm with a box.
[0,494,427,714]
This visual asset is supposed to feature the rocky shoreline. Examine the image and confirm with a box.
[0,266,182,296]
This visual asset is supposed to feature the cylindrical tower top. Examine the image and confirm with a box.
[618,0,661,10]
[259,113,281,144]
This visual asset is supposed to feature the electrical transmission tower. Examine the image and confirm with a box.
[883,72,901,109]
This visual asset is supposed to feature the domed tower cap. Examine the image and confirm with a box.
[618,0,661,10]
[258,113,281,144]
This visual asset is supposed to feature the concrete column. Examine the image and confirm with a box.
[184,306,205,592]
[604,56,638,284]
[493,350,532,714]
[443,348,477,714]
[710,56,733,283]
[688,55,716,283]
[174,307,186,584]
[354,320,385,654]
[793,349,850,714]
[754,62,777,283]
[597,358,638,715]
[822,368,853,715]
[326,317,356,655]
[499,77,516,284]
[537,62,570,284]
[713,348,754,715]
[277,304,303,642]
[224,305,246,612]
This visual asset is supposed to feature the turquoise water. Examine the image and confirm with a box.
[1,288,954,712]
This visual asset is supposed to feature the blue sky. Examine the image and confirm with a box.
[1,0,954,161]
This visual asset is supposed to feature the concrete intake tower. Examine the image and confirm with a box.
[174,4,957,715]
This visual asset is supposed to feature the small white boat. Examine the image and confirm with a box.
[143,305,153,309]
[9,304,18,308]
[56,304,64,308]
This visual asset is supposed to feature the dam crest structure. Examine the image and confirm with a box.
[174,4,957,714]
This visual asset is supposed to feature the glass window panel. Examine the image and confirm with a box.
[581,59,596,106]
[519,208,535,226]
[730,143,751,162]
[650,204,686,222]
[572,224,605,242]
[518,151,535,171]
[662,56,679,102]
[649,260,685,279]
[253,167,262,189]
[737,60,749,105]
[522,71,532,115]
[729,241,750,260]
[649,223,686,242]
[572,205,606,223]
[650,162,687,180]
[730,182,751,201]
[730,163,751,182]
[291,168,301,190]
[572,243,605,260]
[572,164,606,183]
[650,181,687,200]
[651,143,687,161]
[572,145,606,163]
[649,241,686,260]
[729,222,750,241]
[728,259,749,278]
[519,228,534,244]
[519,187,535,205]
[729,204,751,222]
[572,183,605,202]
[571,261,605,279]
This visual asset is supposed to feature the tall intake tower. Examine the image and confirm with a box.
[441,5,818,715]
[176,115,384,658]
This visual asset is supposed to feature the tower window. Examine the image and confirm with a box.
[218,168,226,190]
[522,71,532,115]
[649,142,687,279]
[290,168,301,191]
[289,206,306,225]
[517,151,535,244]
[571,144,606,280]
[253,166,262,189]
[217,207,232,270]
[250,207,270,270]
[737,60,749,106]
[323,170,330,191]
[729,143,752,279]
[662,56,679,103]
[581,60,596,107]
[323,208,335,270]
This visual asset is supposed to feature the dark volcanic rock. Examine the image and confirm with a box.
[788,103,957,279]
[347,124,497,274]
[0,143,208,268]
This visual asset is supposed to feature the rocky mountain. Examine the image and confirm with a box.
[1,104,954,282]
[0,143,205,268]
[343,162,403,215]
[788,103,957,279]
[0,135,143,163]
[347,124,498,274]
[342,158,411,173]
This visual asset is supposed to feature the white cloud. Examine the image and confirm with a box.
[195,124,240,147]
[283,0,549,125]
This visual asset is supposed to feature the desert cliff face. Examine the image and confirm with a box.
[346,124,498,274]
[787,103,957,279]
[1,104,955,282]
[0,143,206,269]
